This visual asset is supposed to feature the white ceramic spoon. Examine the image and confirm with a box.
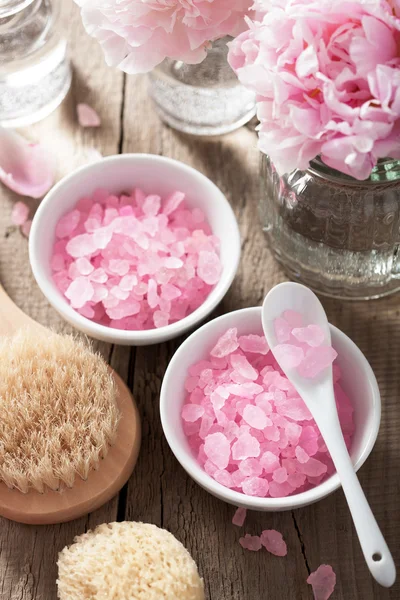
[262,282,396,588]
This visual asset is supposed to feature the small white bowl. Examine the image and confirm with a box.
[160,307,381,511]
[29,154,241,345]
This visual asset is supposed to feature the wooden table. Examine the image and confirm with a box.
[0,3,399,599]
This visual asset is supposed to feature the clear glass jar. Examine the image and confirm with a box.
[0,0,71,128]
[260,155,400,300]
[148,37,256,136]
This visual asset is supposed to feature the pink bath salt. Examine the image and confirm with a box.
[161,283,181,301]
[232,507,247,527]
[21,219,32,238]
[239,458,263,477]
[182,404,205,422]
[197,251,222,285]
[287,472,306,489]
[204,459,219,478]
[299,426,319,456]
[307,565,336,600]
[230,354,258,381]
[65,277,94,309]
[260,530,287,557]
[232,433,260,460]
[162,191,185,215]
[143,194,161,216]
[119,274,138,291]
[214,469,234,487]
[211,328,239,358]
[292,325,325,348]
[11,201,29,226]
[204,432,231,470]
[185,376,199,393]
[242,405,268,430]
[231,469,247,488]
[56,209,81,238]
[255,393,273,414]
[272,467,288,484]
[285,422,302,446]
[295,446,310,464]
[269,480,294,498]
[153,310,169,328]
[276,396,313,421]
[274,317,291,343]
[283,310,303,328]
[77,103,101,127]
[147,278,159,309]
[239,534,262,552]
[263,425,280,442]
[199,414,214,439]
[242,476,269,497]
[75,257,94,276]
[273,344,304,370]
[66,233,95,258]
[260,451,280,473]
[107,299,141,320]
[51,254,65,272]
[210,390,226,411]
[298,346,338,379]
[300,457,328,477]
[238,334,269,355]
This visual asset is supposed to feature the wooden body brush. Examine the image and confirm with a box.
[0,284,140,525]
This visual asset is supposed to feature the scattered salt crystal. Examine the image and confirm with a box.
[292,325,325,347]
[307,565,336,600]
[11,201,29,226]
[238,334,269,355]
[242,476,269,497]
[260,530,287,557]
[239,534,262,552]
[232,507,247,527]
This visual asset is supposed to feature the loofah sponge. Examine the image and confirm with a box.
[0,329,120,494]
[57,521,205,600]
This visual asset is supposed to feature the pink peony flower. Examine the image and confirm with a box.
[228,0,400,180]
[75,0,252,74]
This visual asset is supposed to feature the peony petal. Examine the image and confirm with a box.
[0,128,54,198]
[77,103,101,127]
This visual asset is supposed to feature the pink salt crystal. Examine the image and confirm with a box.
[292,325,325,348]
[119,274,137,291]
[300,457,328,477]
[273,344,304,370]
[51,254,65,272]
[287,472,306,489]
[65,277,94,309]
[66,233,95,258]
[232,433,260,460]
[260,530,287,557]
[162,191,185,215]
[204,432,231,470]
[204,460,219,478]
[182,404,205,422]
[78,304,95,319]
[242,476,269,497]
[189,360,212,376]
[161,283,181,301]
[269,481,294,498]
[11,201,29,226]
[77,103,101,127]
[276,396,313,421]
[21,219,32,238]
[298,346,338,379]
[56,209,81,238]
[185,377,199,393]
[199,414,214,439]
[285,422,302,445]
[210,391,226,411]
[283,310,303,328]
[197,251,222,285]
[163,257,183,269]
[147,278,159,308]
[153,310,169,328]
[272,467,288,484]
[295,446,310,464]
[231,469,247,488]
[299,426,319,456]
[214,469,234,487]
[274,317,291,343]
[242,405,268,430]
[230,354,258,381]
[239,458,263,477]
[307,565,336,600]
[260,451,280,473]
[92,226,113,249]
[211,328,239,358]
[107,299,141,319]
[239,534,262,552]
[232,507,247,527]
[238,334,269,355]
[143,194,161,217]
[76,257,94,276]
[109,259,130,276]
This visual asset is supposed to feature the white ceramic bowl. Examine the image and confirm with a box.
[29,154,241,345]
[160,307,381,511]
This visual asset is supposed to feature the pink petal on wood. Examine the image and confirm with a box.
[0,129,54,198]
[77,103,101,127]
[307,565,336,600]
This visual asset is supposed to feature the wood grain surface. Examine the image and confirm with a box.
[0,2,399,599]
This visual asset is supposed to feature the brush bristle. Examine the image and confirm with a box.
[57,522,205,600]
[0,330,120,494]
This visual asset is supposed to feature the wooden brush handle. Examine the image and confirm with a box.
[0,283,43,336]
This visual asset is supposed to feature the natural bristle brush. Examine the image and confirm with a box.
[0,283,141,525]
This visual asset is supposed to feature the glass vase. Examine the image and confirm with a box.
[148,37,256,136]
[260,155,400,300]
[0,0,71,128]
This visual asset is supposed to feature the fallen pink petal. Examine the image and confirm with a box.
[77,103,101,127]
[232,507,247,527]
[307,564,336,600]
[260,529,287,557]
[11,201,29,226]
[21,220,32,238]
[0,129,54,198]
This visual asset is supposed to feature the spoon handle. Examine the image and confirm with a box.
[318,414,396,588]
